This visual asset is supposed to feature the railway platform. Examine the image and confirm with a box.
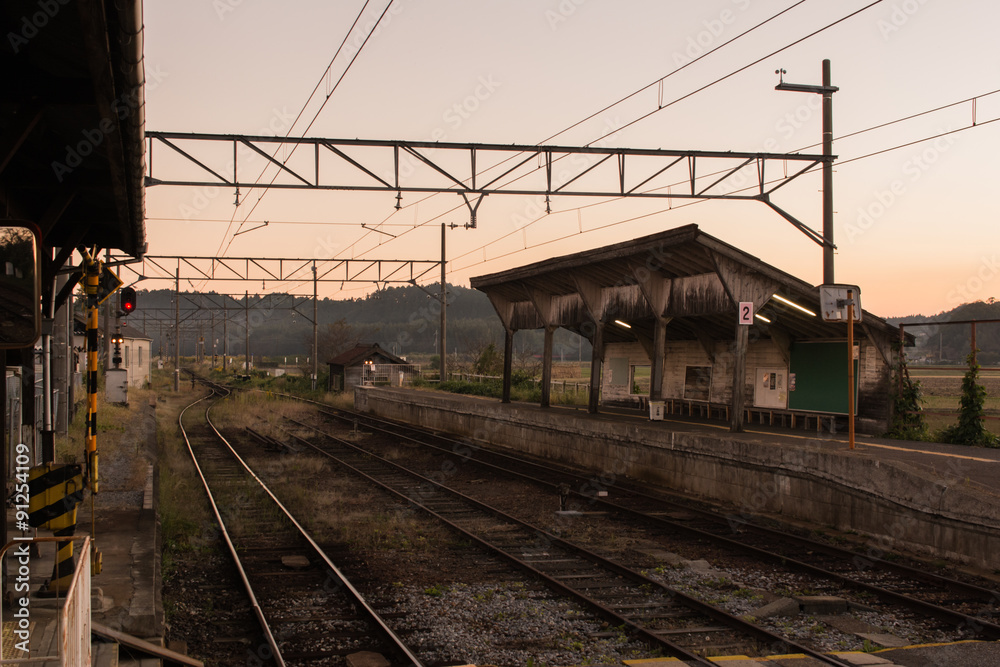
[2,401,185,665]
[590,403,1000,500]
[359,386,1000,572]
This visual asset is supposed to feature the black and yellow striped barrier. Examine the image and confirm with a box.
[85,256,99,494]
[28,464,84,595]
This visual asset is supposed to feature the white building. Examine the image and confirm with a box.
[119,324,152,388]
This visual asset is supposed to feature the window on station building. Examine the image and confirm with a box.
[684,365,712,401]
[630,365,651,395]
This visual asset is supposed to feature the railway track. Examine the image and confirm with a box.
[177,386,423,667]
[299,402,1000,642]
[275,413,856,666]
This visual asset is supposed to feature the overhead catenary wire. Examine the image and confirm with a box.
[340,0,815,255]
[447,114,1000,274]
[215,0,397,259]
[339,0,891,269]
[211,0,375,258]
[443,85,1000,269]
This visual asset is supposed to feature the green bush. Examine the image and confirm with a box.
[938,352,999,447]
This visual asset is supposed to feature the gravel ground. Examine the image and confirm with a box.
[378,582,654,667]
[643,558,960,653]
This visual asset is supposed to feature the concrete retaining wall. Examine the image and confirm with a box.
[357,386,1000,571]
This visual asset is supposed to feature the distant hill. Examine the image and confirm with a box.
[888,300,1000,366]
[123,283,588,362]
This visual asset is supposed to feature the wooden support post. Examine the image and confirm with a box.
[588,321,603,414]
[730,324,748,432]
[650,317,666,401]
[502,328,514,404]
[541,326,554,408]
[847,290,855,450]
[971,320,977,366]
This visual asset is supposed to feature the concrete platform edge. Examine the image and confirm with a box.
[357,387,1000,571]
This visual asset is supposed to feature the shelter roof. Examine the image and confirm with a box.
[471,224,903,347]
[1,0,146,258]
[327,343,406,367]
[119,324,150,340]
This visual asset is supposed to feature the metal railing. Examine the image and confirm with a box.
[0,536,91,666]
[442,372,591,393]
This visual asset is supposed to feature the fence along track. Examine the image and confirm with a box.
[178,389,423,666]
[280,416,856,667]
[311,403,1000,640]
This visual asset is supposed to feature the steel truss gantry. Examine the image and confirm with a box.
[107,256,439,390]
[145,132,834,244]
[108,254,441,288]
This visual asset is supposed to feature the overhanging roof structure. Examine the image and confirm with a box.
[470,224,899,352]
[1,0,146,258]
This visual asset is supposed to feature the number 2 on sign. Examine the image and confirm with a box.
[738,302,753,325]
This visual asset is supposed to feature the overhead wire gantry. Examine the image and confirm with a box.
[145,132,834,245]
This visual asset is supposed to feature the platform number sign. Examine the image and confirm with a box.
[738,302,753,325]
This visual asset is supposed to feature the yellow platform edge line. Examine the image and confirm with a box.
[619,640,988,666]
[874,639,984,653]
[829,639,985,658]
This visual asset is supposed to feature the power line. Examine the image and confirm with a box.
[149,217,417,227]
[344,0,890,265]
[212,1,375,257]
[449,114,1000,274]
[218,1,397,258]
[343,0,815,254]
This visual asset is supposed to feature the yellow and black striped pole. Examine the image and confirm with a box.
[84,254,99,494]
[82,250,103,575]
[27,463,84,595]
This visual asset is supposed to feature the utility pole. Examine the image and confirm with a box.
[244,290,250,373]
[174,267,180,390]
[312,262,318,391]
[223,300,228,371]
[775,59,838,284]
[440,223,447,383]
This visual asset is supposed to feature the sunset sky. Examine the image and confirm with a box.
[142,0,1000,318]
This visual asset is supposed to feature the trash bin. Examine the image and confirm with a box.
[649,400,664,421]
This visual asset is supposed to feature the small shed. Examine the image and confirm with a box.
[327,343,417,392]
[119,324,152,387]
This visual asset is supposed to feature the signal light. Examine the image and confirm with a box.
[120,286,136,316]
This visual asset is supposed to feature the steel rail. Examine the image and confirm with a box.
[281,416,855,667]
[312,403,1000,640]
[178,392,286,667]
[181,380,424,666]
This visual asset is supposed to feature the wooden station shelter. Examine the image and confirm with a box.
[471,224,903,434]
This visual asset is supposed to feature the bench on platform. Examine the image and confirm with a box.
[659,398,838,434]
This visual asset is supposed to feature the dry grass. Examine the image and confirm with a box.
[54,382,153,493]
[255,456,443,552]
[155,370,217,557]
[208,391,315,441]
